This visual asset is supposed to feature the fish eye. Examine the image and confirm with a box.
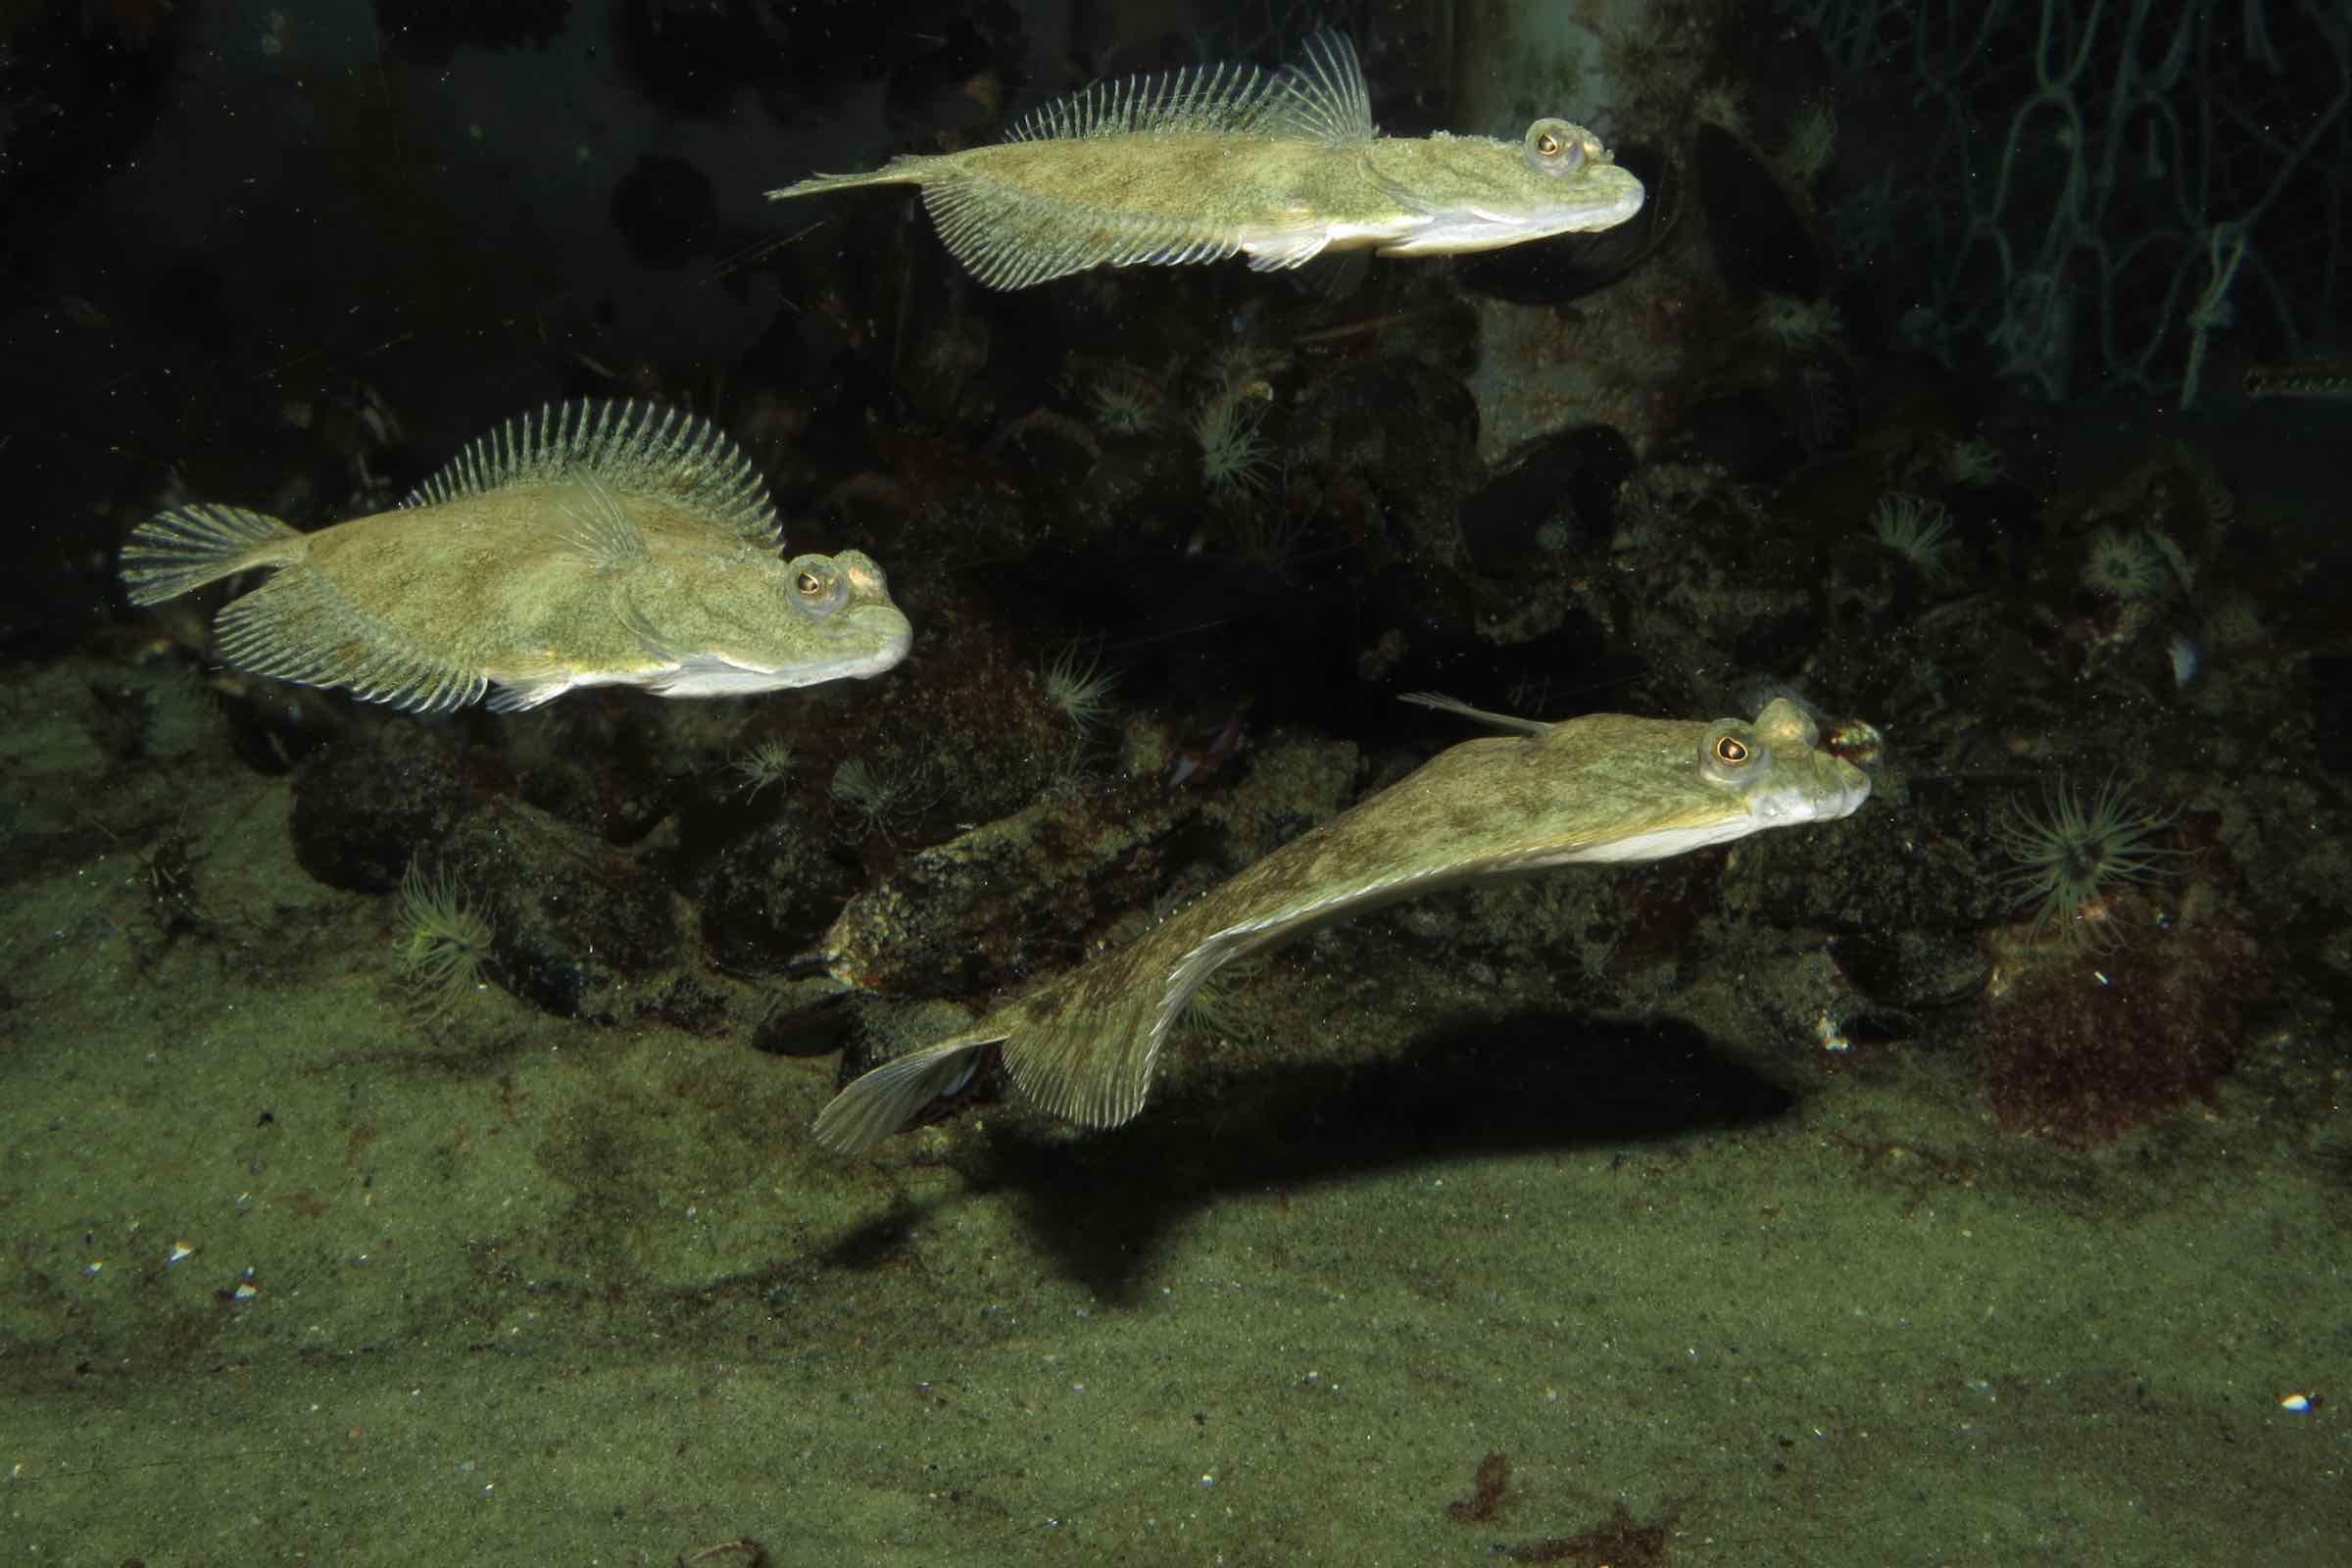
[785,555,850,615]
[1699,721,1767,787]
[1525,118,1588,175]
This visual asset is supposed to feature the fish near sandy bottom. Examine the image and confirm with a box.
[812,693,1872,1155]
[768,31,1644,290]
[120,400,912,712]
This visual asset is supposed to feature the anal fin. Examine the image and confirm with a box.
[215,564,488,713]
[922,172,1243,290]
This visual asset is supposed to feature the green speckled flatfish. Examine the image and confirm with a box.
[767,31,1644,290]
[811,694,1872,1155]
[120,399,911,712]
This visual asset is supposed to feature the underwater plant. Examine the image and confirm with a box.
[1868,492,1957,582]
[395,857,494,1013]
[1039,643,1121,731]
[1995,775,2177,945]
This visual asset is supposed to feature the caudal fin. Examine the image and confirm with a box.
[812,1029,1005,1156]
[764,156,937,204]
[813,932,1221,1154]
[120,504,304,606]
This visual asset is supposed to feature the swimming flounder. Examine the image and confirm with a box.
[120,400,911,712]
[812,693,1871,1155]
[768,31,1644,290]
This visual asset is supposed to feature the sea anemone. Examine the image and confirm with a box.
[1039,643,1120,730]
[1778,103,1838,184]
[396,857,494,1013]
[2081,528,2170,600]
[1692,82,1748,137]
[1995,775,2178,945]
[1192,386,1276,498]
[1751,293,1842,350]
[1937,435,2005,486]
[1084,362,1162,434]
[830,757,928,840]
[1868,491,1957,582]
[729,737,797,798]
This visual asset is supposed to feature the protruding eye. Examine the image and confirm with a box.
[1525,118,1589,175]
[1699,720,1767,787]
[787,554,849,616]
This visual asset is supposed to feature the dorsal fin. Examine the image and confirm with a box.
[1263,31,1376,143]
[1004,58,1279,141]
[402,399,782,547]
[1004,29,1375,146]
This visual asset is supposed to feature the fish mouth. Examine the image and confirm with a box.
[1365,157,1645,254]
[1807,761,1873,822]
[655,606,912,695]
[842,604,914,675]
[1372,189,1647,255]
[755,603,912,681]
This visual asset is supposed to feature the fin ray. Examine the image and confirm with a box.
[1002,31,1373,146]
[1006,58,1279,141]
[766,157,936,201]
[553,467,653,571]
[213,564,489,713]
[120,505,304,606]
[1263,31,1377,143]
[1247,230,1334,270]
[1399,690,1552,737]
[812,1031,1008,1155]
[403,399,780,548]
[484,677,571,713]
[923,175,1242,289]
[996,944,1194,1131]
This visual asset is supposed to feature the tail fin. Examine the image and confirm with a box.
[814,917,1239,1154]
[812,1028,1006,1156]
[765,156,937,203]
[121,504,304,606]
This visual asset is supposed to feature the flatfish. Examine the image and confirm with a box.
[121,399,911,712]
[769,32,1643,289]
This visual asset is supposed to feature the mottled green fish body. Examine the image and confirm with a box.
[813,695,1870,1154]
[769,32,1644,289]
[121,400,911,712]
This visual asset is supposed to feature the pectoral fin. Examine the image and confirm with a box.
[1245,230,1333,270]
[552,468,651,571]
